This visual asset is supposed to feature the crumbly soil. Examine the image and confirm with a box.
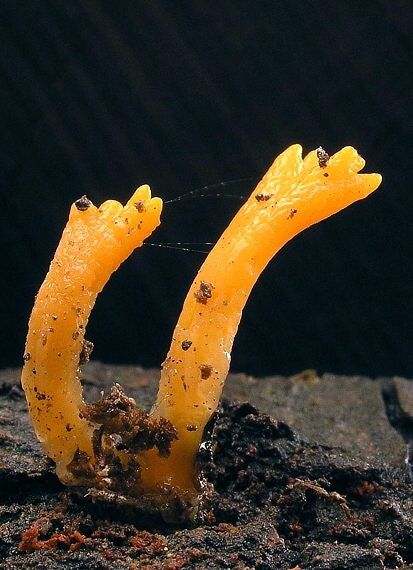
[1,364,413,569]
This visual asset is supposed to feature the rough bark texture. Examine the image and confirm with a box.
[1,364,413,568]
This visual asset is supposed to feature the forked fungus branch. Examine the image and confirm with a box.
[21,145,382,522]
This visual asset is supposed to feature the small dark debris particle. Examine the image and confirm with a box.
[79,339,94,365]
[194,281,214,304]
[74,195,92,211]
[287,209,297,219]
[255,193,273,202]
[35,392,46,401]
[323,172,329,177]
[67,449,96,479]
[186,424,198,431]
[316,147,330,168]
[23,352,31,362]
[181,340,193,351]
[199,364,214,380]
[72,331,80,341]
[134,200,146,212]
[181,375,187,391]
[66,424,73,432]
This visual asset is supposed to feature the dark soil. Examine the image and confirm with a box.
[1,364,413,569]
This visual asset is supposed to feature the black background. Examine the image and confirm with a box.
[2,1,413,378]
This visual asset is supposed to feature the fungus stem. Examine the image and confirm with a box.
[21,186,162,485]
[21,145,381,522]
[143,145,381,497]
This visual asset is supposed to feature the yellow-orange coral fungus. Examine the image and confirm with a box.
[21,145,381,522]
[144,145,381,498]
[21,186,162,485]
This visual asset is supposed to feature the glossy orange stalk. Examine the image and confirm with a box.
[144,145,381,497]
[21,186,162,484]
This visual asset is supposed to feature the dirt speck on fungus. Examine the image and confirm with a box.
[316,146,330,168]
[85,383,177,459]
[134,200,146,212]
[79,339,94,365]
[194,281,214,305]
[199,364,214,380]
[74,195,91,211]
[255,192,273,201]
[287,208,298,219]
[181,340,193,351]
[67,449,96,480]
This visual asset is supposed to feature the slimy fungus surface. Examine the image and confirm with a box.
[21,186,162,485]
[21,145,382,522]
